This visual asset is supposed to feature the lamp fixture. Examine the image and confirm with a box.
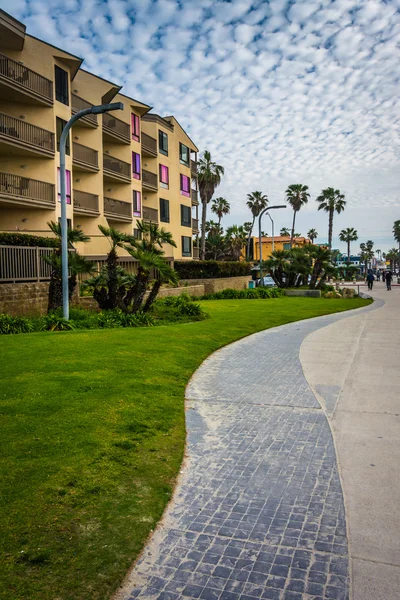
[76,178,81,182]
[74,136,80,140]
[22,218,28,223]
[20,165,28,169]
[105,150,110,154]
[19,115,25,120]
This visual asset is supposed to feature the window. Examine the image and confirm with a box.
[159,130,168,155]
[160,198,170,223]
[57,167,71,204]
[133,228,142,240]
[159,164,169,189]
[180,174,190,197]
[132,152,141,179]
[55,65,69,105]
[131,113,140,142]
[283,243,291,250]
[133,190,141,217]
[181,204,191,227]
[58,217,72,229]
[56,117,70,155]
[179,143,189,165]
[182,236,192,257]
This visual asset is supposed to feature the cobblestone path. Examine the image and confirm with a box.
[120,302,380,600]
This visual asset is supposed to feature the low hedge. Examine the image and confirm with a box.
[0,232,58,248]
[174,260,251,279]
[200,287,285,300]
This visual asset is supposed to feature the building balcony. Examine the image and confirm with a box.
[104,196,132,222]
[0,112,54,157]
[142,169,158,192]
[103,154,131,183]
[72,142,99,172]
[141,132,157,157]
[190,159,198,177]
[0,52,53,106]
[142,206,158,223]
[191,189,199,205]
[192,218,199,234]
[0,171,55,209]
[102,113,130,144]
[193,246,199,259]
[73,189,99,216]
[71,94,98,128]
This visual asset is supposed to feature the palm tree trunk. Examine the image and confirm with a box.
[246,217,255,259]
[143,279,162,312]
[328,209,334,249]
[200,200,207,260]
[107,248,118,308]
[290,210,297,248]
[132,269,149,313]
[218,215,222,227]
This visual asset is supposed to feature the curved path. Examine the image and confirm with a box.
[117,299,381,600]
[301,285,400,600]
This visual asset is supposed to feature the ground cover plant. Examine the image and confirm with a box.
[0,297,370,600]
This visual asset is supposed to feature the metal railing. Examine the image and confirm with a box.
[191,189,199,204]
[0,245,54,282]
[142,169,158,189]
[103,154,131,180]
[104,197,132,221]
[190,160,198,175]
[102,113,130,142]
[141,132,157,155]
[0,172,55,207]
[0,112,54,154]
[72,142,98,169]
[73,189,99,214]
[192,218,199,231]
[71,94,98,126]
[143,206,159,222]
[0,52,53,103]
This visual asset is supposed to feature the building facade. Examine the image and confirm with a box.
[251,236,311,261]
[0,10,199,261]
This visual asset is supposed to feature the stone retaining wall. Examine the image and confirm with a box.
[285,289,321,298]
[179,276,250,294]
[0,282,50,316]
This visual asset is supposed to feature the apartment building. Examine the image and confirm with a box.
[0,9,199,261]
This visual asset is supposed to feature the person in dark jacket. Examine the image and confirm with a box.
[386,270,393,290]
[366,270,374,290]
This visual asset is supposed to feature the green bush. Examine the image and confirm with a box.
[0,232,58,248]
[98,309,155,329]
[152,294,207,322]
[0,314,34,334]
[200,287,285,300]
[174,260,251,279]
[40,314,75,331]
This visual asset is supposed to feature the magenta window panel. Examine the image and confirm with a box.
[132,152,141,179]
[131,113,140,141]
[180,174,190,197]
[57,167,71,204]
[133,190,141,217]
[160,164,169,187]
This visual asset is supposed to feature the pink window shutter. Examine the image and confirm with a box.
[66,170,71,204]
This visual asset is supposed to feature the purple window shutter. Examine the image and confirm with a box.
[136,115,140,138]
[136,153,140,174]
[131,113,135,136]
[137,191,141,214]
[66,170,71,204]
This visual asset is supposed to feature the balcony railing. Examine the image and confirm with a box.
[192,218,199,232]
[0,171,55,208]
[103,113,130,143]
[73,189,99,215]
[191,189,199,205]
[0,52,53,105]
[190,160,198,176]
[0,112,54,155]
[142,169,158,190]
[72,142,99,171]
[143,206,159,222]
[141,132,157,156]
[71,94,98,127]
[103,154,131,182]
[104,197,132,221]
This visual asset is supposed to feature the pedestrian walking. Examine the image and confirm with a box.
[386,270,393,290]
[366,270,374,290]
[377,270,381,282]
[382,270,386,284]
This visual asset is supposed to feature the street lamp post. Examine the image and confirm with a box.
[267,212,275,253]
[60,102,124,319]
[258,205,286,285]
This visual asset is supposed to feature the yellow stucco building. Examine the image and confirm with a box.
[0,9,199,261]
[252,236,311,261]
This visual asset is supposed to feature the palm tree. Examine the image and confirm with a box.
[225,225,247,261]
[386,248,400,271]
[97,225,133,309]
[246,191,268,259]
[339,227,358,264]
[307,228,318,244]
[280,227,290,236]
[285,184,310,247]
[393,220,400,251]
[211,197,230,226]
[316,187,346,248]
[360,240,374,274]
[198,150,224,260]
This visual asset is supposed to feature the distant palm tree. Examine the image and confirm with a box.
[393,220,400,251]
[307,228,318,244]
[280,227,290,236]
[211,197,230,226]
[198,150,224,260]
[316,187,346,248]
[246,191,268,259]
[285,184,310,247]
[225,225,247,261]
[339,227,358,264]
[386,247,400,271]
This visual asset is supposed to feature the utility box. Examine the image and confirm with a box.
[248,280,255,289]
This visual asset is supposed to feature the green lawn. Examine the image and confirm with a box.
[0,297,370,600]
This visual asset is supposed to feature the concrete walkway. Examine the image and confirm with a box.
[301,284,400,600]
[116,297,381,600]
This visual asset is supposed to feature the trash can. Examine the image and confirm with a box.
[248,280,255,289]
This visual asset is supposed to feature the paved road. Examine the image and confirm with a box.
[116,299,379,600]
[301,284,400,600]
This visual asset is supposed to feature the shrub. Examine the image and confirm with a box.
[98,309,155,329]
[0,314,34,334]
[121,311,155,327]
[174,260,251,280]
[40,314,75,331]
[152,294,207,322]
[0,232,58,248]
[200,288,285,300]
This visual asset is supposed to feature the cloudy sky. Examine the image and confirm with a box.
[4,0,400,252]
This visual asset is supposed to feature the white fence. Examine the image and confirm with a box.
[0,245,54,282]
